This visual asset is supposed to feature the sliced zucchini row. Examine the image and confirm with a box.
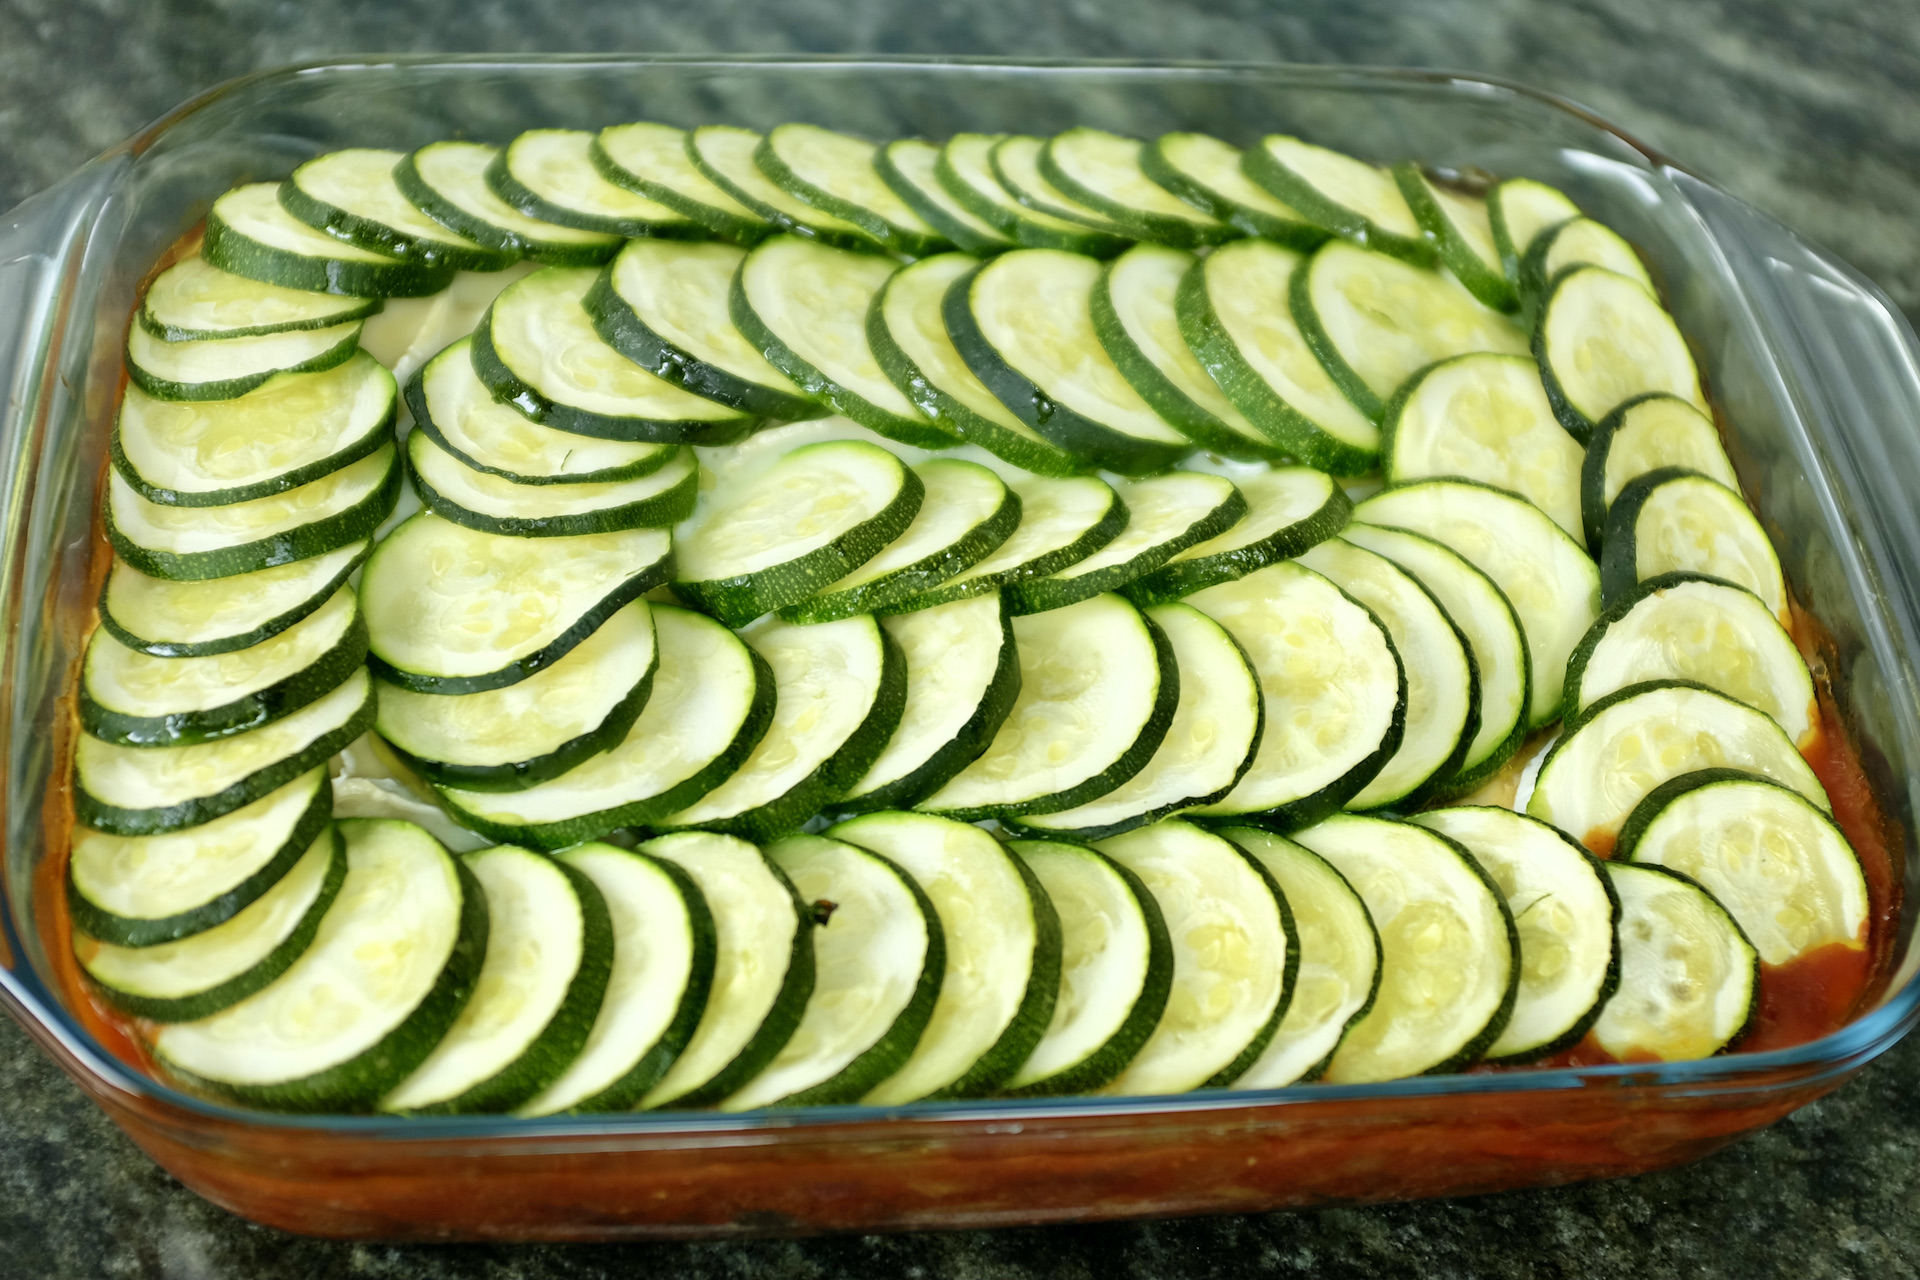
[1600,468,1788,623]
[1011,602,1261,841]
[125,316,362,403]
[98,538,369,659]
[687,125,882,253]
[1244,135,1434,266]
[1521,216,1655,309]
[203,183,455,298]
[1565,573,1815,746]
[77,823,345,1023]
[1528,680,1829,853]
[1618,769,1868,966]
[488,128,703,240]
[1381,351,1585,541]
[591,122,772,245]
[832,811,1060,1102]
[671,439,924,628]
[1010,471,1245,615]
[991,135,1136,240]
[936,133,1130,257]
[875,138,1015,257]
[720,834,942,1110]
[1041,128,1235,249]
[1488,177,1581,284]
[1096,821,1294,1094]
[383,845,613,1115]
[1593,861,1758,1062]
[406,430,699,537]
[948,249,1190,474]
[1124,466,1349,606]
[397,141,623,267]
[756,123,949,257]
[585,238,820,420]
[1292,813,1518,1082]
[1140,132,1325,248]
[435,604,773,849]
[361,512,672,695]
[1352,478,1600,728]
[1412,807,1619,1062]
[1535,265,1707,441]
[1184,561,1405,828]
[279,148,513,271]
[153,818,489,1112]
[1176,237,1382,474]
[1393,165,1515,312]
[139,255,380,343]
[1581,393,1740,553]
[1003,840,1172,1097]
[1222,828,1381,1088]
[640,831,814,1109]
[916,593,1177,822]
[657,614,906,844]
[891,474,1126,613]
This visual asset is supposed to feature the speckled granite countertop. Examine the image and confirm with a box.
[4,3,1918,1277]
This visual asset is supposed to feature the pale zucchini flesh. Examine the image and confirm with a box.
[1488,178,1581,282]
[1602,469,1787,623]
[140,255,379,342]
[1594,861,1757,1061]
[282,147,508,270]
[99,539,369,658]
[1012,471,1245,614]
[991,136,1135,238]
[591,122,772,244]
[894,474,1125,612]
[1141,132,1321,246]
[875,139,1014,256]
[1394,166,1514,312]
[687,125,881,252]
[490,129,700,238]
[1524,216,1655,304]
[936,133,1128,256]
[125,316,362,404]
[756,123,947,257]
[1040,128,1233,248]
[1124,465,1351,605]
[1536,265,1707,438]
[1583,393,1740,552]
[204,183,454,298]
[406,429,699,537]
[399,141,622,265]
[1244,135,1431,263]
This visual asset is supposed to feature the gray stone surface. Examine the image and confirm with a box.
[3,3,1918,1278]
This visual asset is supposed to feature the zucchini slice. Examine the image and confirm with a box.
[473,266,757,445]
[383,845,613,1114]
[1601,469,1787,623]
[518,844,716,1115]
[1393,165,1515,312]
[436,605,772,849]
[1222,827,1381,1088]
[99,538,369,659]
[1244,136,1434,266]
[1341,523,1531,793]
[687,125,882,253]
[374,599,657,792]
[1003,840,1172,1096]
[672,438,924,627]
[1412,807,1620,1062]
[82,585,366,747]
[890,474,1125,613]
[1184,561,1404,827]
[1488,177,1581,284]
[730,235,951,447]
[1292,813,1518,1081]
[1381,351,1585,540]
[353,264,535,386]
[1141,132,1324,248]
[656,614,906,843]
[397,141,622,267]
[1594,861,1758,1061]
[203,182,455,298]
[406,430,699,537]
[832,811,1061,1102]
[68,767,331,948]
[876,138,1014,256]
[1521,216,1655,309]
[1582,393,1739,552]
[756,123,949,257]
[1011,471,1244,615]
[917,593,1177,821]
[1618,770,1868,966]
[936,133,1130,257]
[591,122,772,245]
[1176,238,1382,474]
[152,818,488,1112]
[1529,681,1829,852]
[586,238,821,420]
[140,255,379,342]
[838,595,1020,813]
[867,253,1082,476]
[406,337,676,485]
[74,668,374,836]
[1093,245,1280,461]
[125,316,362,404]
[1353,478,1600,728]
[1566,573,1815,745]
[488,128,703,240]
[1293,240,1530,422]
[640,831,814,1108]
[1124,465,1349,605]
[115,351,395,508]
[361,511,671,695]
[949,250,1191,474]
[1535,265,1707,441]
[77,823,345,1023]
[783,459,1018,624]
[991,136,1136,240]
[1041,128,1235,249]
[1297,537,1477,810]
[280,148,513,271]
[1013,601,1261,841]
[1096,821,1294,1094]
[720,834,942,1110]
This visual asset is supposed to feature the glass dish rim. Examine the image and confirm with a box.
[3,50,1916,1143]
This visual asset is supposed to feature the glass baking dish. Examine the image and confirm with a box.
[4,55,1920,1242]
